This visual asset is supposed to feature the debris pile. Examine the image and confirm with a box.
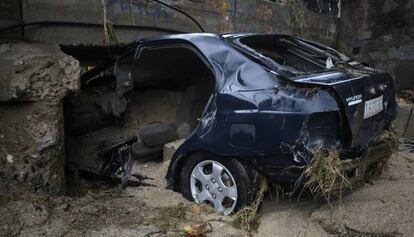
[374,127,401,153]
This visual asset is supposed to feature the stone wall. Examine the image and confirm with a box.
[0,43,80,194]
[0,0,339,46]
[0,0,21,40]
[336,0,414,90]
[1,0,411,89]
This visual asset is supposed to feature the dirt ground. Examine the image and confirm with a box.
[1,148,413,237]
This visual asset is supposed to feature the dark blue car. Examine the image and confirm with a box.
[78,33,398,216]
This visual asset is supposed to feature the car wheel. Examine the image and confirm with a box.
[180,153,252,215]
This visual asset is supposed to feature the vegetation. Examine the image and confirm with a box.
[303,146,351,204]
[231,178,268,233]
[281,0,308,33]
[101,0,119,46]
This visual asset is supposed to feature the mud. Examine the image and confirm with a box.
[0,158,243,237]
[311,150,414,237]
[1,149,413,236]
[259,150,414,237]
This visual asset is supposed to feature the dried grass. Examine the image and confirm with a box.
[184,223,212,237]
[302,147,351,203]
[300,128,401,200]
[231,178,268,233]
[101,0,119,46]
[129,0,136,26]
[375,126,401,154]
[268,182,286,201]
[365,127,402,180]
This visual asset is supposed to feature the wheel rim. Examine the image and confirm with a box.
[190,160,238,215]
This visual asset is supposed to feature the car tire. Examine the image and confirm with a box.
[139,122,178,147]
[242,162,261,202]
[180,153,253,215]
[131,141,163,160]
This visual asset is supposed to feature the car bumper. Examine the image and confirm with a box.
[266,139,394,189]
[331,140,394,191]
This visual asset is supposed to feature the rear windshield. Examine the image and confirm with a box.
[237,35,346,73]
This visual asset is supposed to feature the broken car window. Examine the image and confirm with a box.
[236,35,345,74]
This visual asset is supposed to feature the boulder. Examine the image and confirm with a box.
[0,43,80,194]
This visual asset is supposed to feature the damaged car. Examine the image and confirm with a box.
[68,33,398,216]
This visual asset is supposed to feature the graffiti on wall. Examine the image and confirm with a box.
[104,0,173,25]
[101,0,336,44]
[104,0,288,33]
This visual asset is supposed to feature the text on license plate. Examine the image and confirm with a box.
[364,95,383,119]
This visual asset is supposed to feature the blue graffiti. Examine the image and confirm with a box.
[245,2,255,18]
[106,0,172,24]
[220,0,259,19]
[102,0,267,29]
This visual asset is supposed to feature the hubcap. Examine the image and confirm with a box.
[190,160,237,215]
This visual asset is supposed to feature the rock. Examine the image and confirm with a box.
[177,122,191,139]
[6,154,13,163]
[20,203,49,227]
[0,43,80,194]
[0,44,10,54]
[0,43,80,102]
[163,139,185,161]
[55,202,70,212]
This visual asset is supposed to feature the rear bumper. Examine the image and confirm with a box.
[266,140,393,186]
[338,140,393,188]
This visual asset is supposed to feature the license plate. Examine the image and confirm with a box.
[364,95,383,119]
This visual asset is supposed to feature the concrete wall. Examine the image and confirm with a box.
[0,0,338,45]
[0,43,80,194]
[0,0,412,88]
[0,0,22,40]
[336,0,414,90]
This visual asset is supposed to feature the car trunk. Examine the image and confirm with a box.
[292,70,398,148]
[233,34,399,149]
